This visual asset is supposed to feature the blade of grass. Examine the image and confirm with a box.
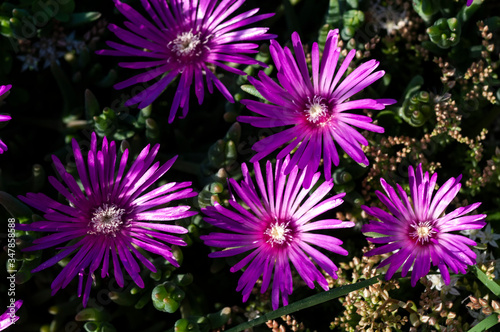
[467,314,499,332]
[225,275,383,332]
[473,265,500,298]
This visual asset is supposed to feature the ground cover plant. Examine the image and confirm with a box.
[0,0,499,331]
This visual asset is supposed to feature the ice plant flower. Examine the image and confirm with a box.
[467,0,473,6]
[17,133,197,306]
[0,300,22,331]
[239,30,396,187]
[201,156,354,309]
[361,164,487,286]
[97,0,275,123]
[0,84,12,154]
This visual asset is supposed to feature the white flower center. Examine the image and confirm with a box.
[88,204,125,236]
[265,221,292,246]
[304,96,329,124]
[410,220,436,244]
[169,31,202,57]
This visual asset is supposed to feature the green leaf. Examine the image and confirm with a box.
[240,84,265,101]
[225,275,382,332]
[68,12,101,27]
[467,314,499,332]
[473,265,500,297]
[0,191,33,223]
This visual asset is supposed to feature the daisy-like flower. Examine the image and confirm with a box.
[0,300,22,331]
[201,156,354,309]
[17,133,197,306]
[361,164,487,286]
[0,84,12,154]
[97,0,275,123]
[238,30,396,187]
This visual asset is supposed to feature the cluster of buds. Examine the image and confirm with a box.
[330,247,410,331]
[460,59,497,104]
[266,315,305,332]
[470,147,500,192]
[331,278,407,331]
[361,134,440,202]
[434,56,457,89]
[467,295,500,322]
[478,21,495,54]
[455,22,497,104]
[432,97,486,163]
[409,278,466,331]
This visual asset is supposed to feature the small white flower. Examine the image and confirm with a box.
[369,0,409,35]
[427,274,460,295]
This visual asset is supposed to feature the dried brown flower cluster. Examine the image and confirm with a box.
[330,246,409,331]
[456,22,497,104]
[434,56,457,89]
[400,2,429,60]
[410,277,468,332]
[361,134,441,202]
[432,98,487,162]
[362,36,381,59]
[467,296,500,322]
[326,243,493,332]
[471,147,500,191]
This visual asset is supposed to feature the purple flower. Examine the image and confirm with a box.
[238,30,396,187]
[97,0,275,123]
[17,133,197,306]
[0,84,12,154]
[467,0,473,6]
[201,156,354,309]
[0,300,22,331]
[361,164,487,286]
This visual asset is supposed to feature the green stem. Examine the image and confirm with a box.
[225,275,383,332]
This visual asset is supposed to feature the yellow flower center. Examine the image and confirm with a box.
[304,96,329,124]
[169,31,202,57]
[265,221,291,246]
[410,221,436,244]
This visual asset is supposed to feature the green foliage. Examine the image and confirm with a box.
[427,17,461,48]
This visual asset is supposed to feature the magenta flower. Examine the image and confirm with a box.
[467,0,473,6]
[239,30,396,187]
[0,84,12,154]
[17,133,197,306]
[361,164,486,286]
[97,0,275,123]
[0,300,22,331]
[201,156,354,309]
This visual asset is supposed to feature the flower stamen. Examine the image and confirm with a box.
[265,221,292,246]
[88,204,125,236]
[169,31,202,57]
[304,96,329,124]
[410,220,436,244]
